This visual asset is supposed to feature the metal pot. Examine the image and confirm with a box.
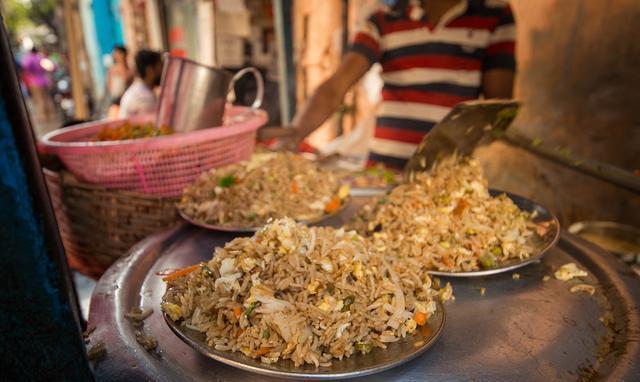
[156,55,264,133]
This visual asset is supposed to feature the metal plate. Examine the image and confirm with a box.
[163,302,445,380]
[348,187,390,198]
[87,195,640,382]
[349,187,560,277]
[179,197,351,232]
[429,190,560,277]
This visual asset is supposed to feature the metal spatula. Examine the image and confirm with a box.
[404,99,640,194]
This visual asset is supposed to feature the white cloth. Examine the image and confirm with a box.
[118,79,157,118]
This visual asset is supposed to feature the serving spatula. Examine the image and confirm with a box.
[404,99,640,194]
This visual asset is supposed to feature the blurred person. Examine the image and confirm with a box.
[261,0,516,168]
[21,46,56,122]
[119,49,163,118]
[107,46,132,117]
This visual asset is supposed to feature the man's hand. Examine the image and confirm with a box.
[257,126,303,151]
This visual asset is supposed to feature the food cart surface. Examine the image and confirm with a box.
[87,198,640,381]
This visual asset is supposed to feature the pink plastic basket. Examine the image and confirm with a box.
[39,106,267,197]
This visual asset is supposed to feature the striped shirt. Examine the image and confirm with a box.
[350,0,516,167]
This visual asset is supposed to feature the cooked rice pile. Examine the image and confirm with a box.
[178,152,347,227]
[162,218,445,366]
[351,157,535,272]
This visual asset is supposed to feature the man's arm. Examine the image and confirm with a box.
[482,68,514,98]
[293,52,371,138]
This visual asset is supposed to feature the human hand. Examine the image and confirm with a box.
[257,126,303,152]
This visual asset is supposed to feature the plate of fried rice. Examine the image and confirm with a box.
[351,157,560,277]
[161,218,447,379]
[178,152,351,232]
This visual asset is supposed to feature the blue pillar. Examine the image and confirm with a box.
[0,18,93,380]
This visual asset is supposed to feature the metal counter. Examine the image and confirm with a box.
[87,197,640,381]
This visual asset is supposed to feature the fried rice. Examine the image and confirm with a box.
[178,152,348,227]
[161,218,443,367]
[351,157,536,272]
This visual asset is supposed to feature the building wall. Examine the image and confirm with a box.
[476,0,640,227]
[79,0,103,100]
[293,0,344,146]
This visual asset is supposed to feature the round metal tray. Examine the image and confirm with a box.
[163,302,445,380]
[179,197,351,232]
[87,195,640,381]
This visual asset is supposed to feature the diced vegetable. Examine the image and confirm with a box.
[233,306,242,319]
[414,311,427,326]
[219,175,237,188]
[255,347,270,357]
[491,246,503,256]
[338,184,350,199]
[478,254,496,269]
[290,181,299,193]
[244,301,260,317]
[452,198,468,216]
[382,170,395,185]
[377,197,387,206]
[326,283,335,295]
[162,264,202,282]
[559,147,572,157]
[262,328,270,339]
[324,196,341,214]
[354,341,373,354]
[202,265,214,277]
[435,194,450,205]
[341,295,356,312]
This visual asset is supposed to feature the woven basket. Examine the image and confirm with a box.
[44,168,180,278]
[38,107,267,196]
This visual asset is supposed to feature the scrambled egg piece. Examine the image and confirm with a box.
[240,257,257,272]
[307,280,320,294]
[570,284,595,296]
[438,282,455,302]
[404,318,417,333]
[351,262,364,280]
[414,300,437,315]
[554,263,588,281]
[162,302,183,321]
[338,184,350,199]
[318,296,343,312]
[320,258,334,273]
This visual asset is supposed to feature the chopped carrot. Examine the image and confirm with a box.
[442,257,454,268]
[324,195,341,214]
[414,311,427,326]
[290,181,299,193]
[452,198,468,216]
[255,347,270,357]
[420,324,432,336]
[233,306,242,319]
[234,177,241,184]
[162,264,201,282]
